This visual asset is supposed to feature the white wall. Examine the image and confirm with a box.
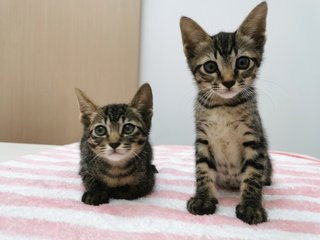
[140,0,320,158]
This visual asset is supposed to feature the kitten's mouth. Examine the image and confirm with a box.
[104,149,131,162]
[216,89,240,99]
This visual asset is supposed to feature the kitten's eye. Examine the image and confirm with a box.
[94,125,107,136]
[203,61,218,74]
[122,123,135,135]
[236,56,250,69]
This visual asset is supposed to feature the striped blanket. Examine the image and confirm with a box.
[0,144,319,240]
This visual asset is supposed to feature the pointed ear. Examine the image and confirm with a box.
[130,83,153,124]
[75,88,99,125]
[236,2,267,47]
[180,16,212,58]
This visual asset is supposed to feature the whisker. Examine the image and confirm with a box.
[131,150,143,161]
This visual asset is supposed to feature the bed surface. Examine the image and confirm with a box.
[0,144,319,240]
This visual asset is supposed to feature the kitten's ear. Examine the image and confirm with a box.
[130,83,153,123]
[75,88,99,125]
[236,2,267,47]
[180,16,212,58]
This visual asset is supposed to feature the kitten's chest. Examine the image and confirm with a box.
[200,107,243,156]
[197,107,246,188]
[101,175,137,188]
[97,165,139,188]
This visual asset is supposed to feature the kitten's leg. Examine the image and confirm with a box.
[264,154,272,186]
[80,172,110,205]
[187,138,218,215]
[236,141,268,224]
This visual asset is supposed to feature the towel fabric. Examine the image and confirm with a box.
[0,144,319,240]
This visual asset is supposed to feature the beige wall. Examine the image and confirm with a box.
[0,0,141,145]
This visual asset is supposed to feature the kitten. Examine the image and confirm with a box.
[180,2,272,224]
[75,83,157,205]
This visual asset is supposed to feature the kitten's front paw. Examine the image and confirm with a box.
[236,203,267,224]
[264,176,272,186]
[81,190,109,206]
[187,195,218,215]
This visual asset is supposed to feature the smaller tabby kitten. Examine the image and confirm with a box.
[75,83,157,205]
[180,2,272,224]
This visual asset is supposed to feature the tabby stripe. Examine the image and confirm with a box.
[196,126,206,134]
[243,141,263,149]
[241,159,265,173]
[224,97,253,107]
[196,176,206,183]
[88,142,97,148]
[244,124,257,131]
[195,139,208,145]
[196,157,216,171]
[104,165,137,178]
[131,132,141,138]
[196,170,207,175]
[208,147,216,166]
[192,65,201,74]
[251,57,261,67]
[197,99,222,109]
[243,179,263,189]
[241,191,262,203]
[234,69,239,79]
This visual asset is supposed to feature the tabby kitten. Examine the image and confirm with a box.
[180,2,272,224]
[75,83,157,205]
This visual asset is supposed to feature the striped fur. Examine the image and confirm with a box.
[75,84,157,205]
[180,2,272,224]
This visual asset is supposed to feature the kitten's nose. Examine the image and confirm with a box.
[222,80,236,89]
[109,142,120,150]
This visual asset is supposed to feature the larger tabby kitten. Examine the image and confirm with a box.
[180,2,272,224]
[75,83,157,205]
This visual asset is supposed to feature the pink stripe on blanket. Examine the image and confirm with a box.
[263,187,320,198]
[266,199,320,212]
[1,192,319,235]
[0,177,82,191]
[270,151,320,162]
[157,178,194,186]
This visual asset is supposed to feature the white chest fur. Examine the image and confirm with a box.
[196,106,249,189]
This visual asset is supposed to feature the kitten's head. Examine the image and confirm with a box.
[180,2,267,100]
[75,84,153,164]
